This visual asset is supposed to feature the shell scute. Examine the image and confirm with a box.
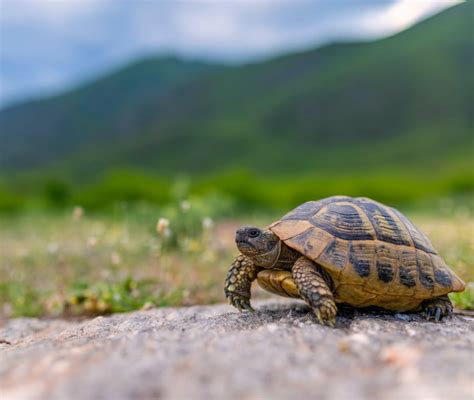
[341,240,376,285]
[310,202,375,241]
[285,227,333,261]
[353,198,413,247]
[318,238,350,273]
[269,219,313,240]
[390,207,437,254]
[413,250,435,298]
[398,250,418,295]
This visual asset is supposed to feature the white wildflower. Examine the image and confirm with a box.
[156,218,171,237]
[141,302,154,311]
[87,236,98,247]
[110,251,122,265]
[202,217,214,230]
[180,200,191,212]
[47,242,59,254]
[72,206,84,221]
[19,248,29,258]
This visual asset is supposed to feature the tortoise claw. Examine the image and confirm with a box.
[313,308,336,327]
[423,296,453,322]
[242,302,255,312]
[425,309,433,320]
[228,294,253,313]
[425,306,443,322]
[435,307,442,322]
[312,300,338,327]
[314,309,323,325]
[234,298,244,312]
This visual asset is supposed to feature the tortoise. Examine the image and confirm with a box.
[224,196,466,326]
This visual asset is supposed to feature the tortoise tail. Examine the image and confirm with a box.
[451,274,466,292]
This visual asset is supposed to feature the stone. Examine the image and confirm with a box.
[0,300,473,400]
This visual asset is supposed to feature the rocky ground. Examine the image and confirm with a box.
[1,300,473,400]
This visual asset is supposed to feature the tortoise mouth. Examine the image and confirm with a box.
[236,240,253,250]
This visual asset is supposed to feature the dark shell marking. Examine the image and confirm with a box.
[289,227,318,255]
[434,267,452,287]
[391,208,437,254]
[376,261,394,283]
[417,252,435,289]
[354,199,412,247]
[399,250,417,288]
[349,242,371,278]
[311,203,374,241]
[399,265,417,288]
[280,196,351,221]
[320,239,348,270]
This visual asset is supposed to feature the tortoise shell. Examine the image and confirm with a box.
[269,196,465,309]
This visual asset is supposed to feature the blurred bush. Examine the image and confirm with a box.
[75,170,172,209]
[43,179,71,207]
[0,168,472,214]
[0,188,24,213]
[0,282,44,317]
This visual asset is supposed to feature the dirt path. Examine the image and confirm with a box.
[1,300,473,400]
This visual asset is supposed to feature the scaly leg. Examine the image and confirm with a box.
[292,257,337,326]
[224,254,258,312]
[421,295,453,322]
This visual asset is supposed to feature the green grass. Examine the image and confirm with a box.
[0,198,472,318]
[450,283,474,311]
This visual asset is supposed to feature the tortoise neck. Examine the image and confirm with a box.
[253,241,300,270]
[275,243,301,269]
[252,240,281,268]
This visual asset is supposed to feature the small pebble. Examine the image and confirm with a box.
[395,313,412,321]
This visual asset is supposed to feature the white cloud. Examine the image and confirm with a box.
[1,0,107,29]
[359,0,463,35]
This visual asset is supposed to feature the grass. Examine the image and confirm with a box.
[0,200,473,318]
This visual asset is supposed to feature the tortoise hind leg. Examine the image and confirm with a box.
[292,257,337,326]
[421,295,453,322]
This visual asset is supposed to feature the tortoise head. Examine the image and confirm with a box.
[235,226,281,267]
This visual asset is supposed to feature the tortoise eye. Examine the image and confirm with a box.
[248,229,260,238]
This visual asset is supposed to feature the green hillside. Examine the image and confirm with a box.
[0,58,220,171]
[0,2,472,180]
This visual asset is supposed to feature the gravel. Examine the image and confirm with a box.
[1,300,473,400]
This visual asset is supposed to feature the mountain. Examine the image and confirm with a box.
[0,2,472,180]
[0,58,220,173]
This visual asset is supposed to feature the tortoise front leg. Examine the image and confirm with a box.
[292,257,337,326]
[224,254,258,312]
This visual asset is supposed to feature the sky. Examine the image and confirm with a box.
[0,0,461,107]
